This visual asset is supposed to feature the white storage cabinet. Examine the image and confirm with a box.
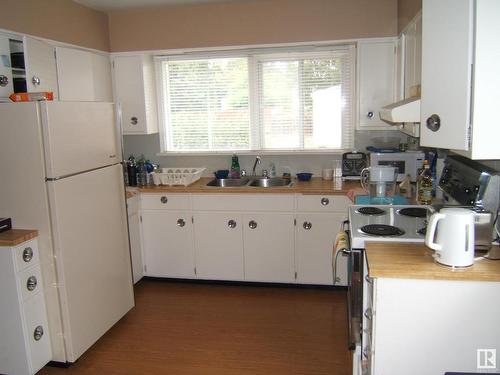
[113,55,159,135]
[23,36,59,97]
[420,0,500,159]
[0,237,52,375]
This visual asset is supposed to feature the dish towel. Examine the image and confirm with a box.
[333,231,350,285]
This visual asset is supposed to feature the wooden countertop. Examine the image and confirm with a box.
[138,177,359,195]
[0,229,38,247]
[366,242,500,282]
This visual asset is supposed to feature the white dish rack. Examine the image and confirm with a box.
[153,167,206,186]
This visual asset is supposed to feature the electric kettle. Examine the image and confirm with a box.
[425,208,475,267]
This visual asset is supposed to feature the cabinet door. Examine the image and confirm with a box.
[128,211,143,284]
[357,39,396,129]
[403,13,422,97]
[296,213,348,285]
[243,213,295,283]
[23,37,58,98]
[0,36,13,98]
[114,56,158,135]
[91,52,113,101]
[193,212,244,281]
[420,0,473,150]
[141,211,195,278]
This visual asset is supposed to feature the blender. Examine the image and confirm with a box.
[360,166,397,204]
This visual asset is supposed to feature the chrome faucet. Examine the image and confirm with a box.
[252,156,261,176]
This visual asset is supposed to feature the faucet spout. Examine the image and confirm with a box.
[252,156,261,176]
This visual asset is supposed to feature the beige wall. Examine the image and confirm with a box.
[108,0,397,52]
[1,0,110,51]
[397,0,421,33]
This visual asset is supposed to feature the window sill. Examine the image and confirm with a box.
[156,149,350,157]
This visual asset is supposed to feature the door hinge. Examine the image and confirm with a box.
[144,264,147,273]
[194,267,197,275]
[467,123,472,149]
[294,272,297,280]
[191,216,194,224]
[140,215,142,223]
[112,60,115,69]
[294,218,297,226]
[54,49,57,59]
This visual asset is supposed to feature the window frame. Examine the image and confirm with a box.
[155,43,356,155]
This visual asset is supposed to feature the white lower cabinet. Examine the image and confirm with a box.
[0,238,52,375]
[296,213,347,285]
[127,194,143,284]
[243,213,295,283]
[193,212,244,281]
[141,210,195,278]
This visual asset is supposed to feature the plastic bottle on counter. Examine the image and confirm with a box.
[417,160,433,205]
[136,154,148,187]
[127,155,137,187]
[230,154,240,178]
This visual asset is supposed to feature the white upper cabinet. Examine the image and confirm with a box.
[0,36,14,99]
[24,37,59,98]
[403,13,422,98]
[113,55,159,135]
[56,47,112,102]
[357,39,397,129]
[420,0,500,159]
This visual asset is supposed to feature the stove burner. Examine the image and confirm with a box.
[361,224,405,237]
[398,207,428,218]
[357,207,385,216]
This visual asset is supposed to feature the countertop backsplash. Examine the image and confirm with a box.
[122,130,408,177]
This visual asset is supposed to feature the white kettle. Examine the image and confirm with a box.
[425,208,475,267]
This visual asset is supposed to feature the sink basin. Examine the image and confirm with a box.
[206,178,250,187]
[248,177,292,188]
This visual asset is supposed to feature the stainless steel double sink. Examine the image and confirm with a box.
[206,177,293,188]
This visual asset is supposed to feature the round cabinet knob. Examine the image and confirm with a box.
[303,221,312,230]
[130,116,138,125]
[227,220,237,229]
[23,247,34,263]
[177,218,186,227]
[248,220,257,229]
[32,76,41,86]
[366,111,374,119]
[160,196,168,204]
[426,114,441,132]
[464,187,471,194]
[0,75,8,87]
[26,276,37,291]
[320,197,329,206]
[33,325,44,341]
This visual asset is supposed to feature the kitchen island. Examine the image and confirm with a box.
[360,242,500,375]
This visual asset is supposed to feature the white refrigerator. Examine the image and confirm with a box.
[0,101,134,363]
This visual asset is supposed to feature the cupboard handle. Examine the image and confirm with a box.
[364,308,372,320]
[160,196,168,204]
[303,221,312,230]
[23,247,34,262]
[364,275,372,284]
[227,220,237,229]
[26,276,37,291]
[0,75,8,87]
[33,326,44,341]
[366,111,374,119]
[130,116,138,125]
[31,76,41,86]
[177,218,186,227]
[362,347,370,359]
[321,197,329,206]
[426,114,441,132]
[248,220,257,229]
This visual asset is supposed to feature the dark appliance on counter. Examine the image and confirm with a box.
[342,151,367,180]
[0,217,12,233]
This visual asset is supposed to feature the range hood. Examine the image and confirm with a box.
[379,97,421,124]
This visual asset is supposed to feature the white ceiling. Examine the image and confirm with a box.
[73,0,247,11]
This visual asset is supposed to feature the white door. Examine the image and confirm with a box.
[295,213,348,285]
[420,0,473,150]
[193,212,244,281]
[243,213,295,283]
[40,101,118,178]
[47,164,134,362]
[91,53,113,102]
[24,36,58,98]
[128,211,143,284]
[141,211,195,278]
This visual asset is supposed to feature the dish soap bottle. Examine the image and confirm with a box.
[230,154,240,178]
[417,160,433,205]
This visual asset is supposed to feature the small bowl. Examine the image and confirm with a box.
[296,173,313,181]
[214,169,229,179]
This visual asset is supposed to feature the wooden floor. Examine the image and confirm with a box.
[39,279,351,375]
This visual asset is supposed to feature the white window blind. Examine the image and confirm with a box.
[158,45,355,153]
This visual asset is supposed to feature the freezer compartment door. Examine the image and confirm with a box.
[40,101,119,178]
[47,164,134,362]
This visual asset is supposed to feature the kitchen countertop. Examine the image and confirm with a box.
[138,177,360,195]
[365,242,500,282]
[0,229,38,247]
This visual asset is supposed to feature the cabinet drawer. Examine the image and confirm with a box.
[23,293,51,374]
[296,195,350,212]
[14,240,40,272]
[192,194,295,211]
[141,193,190,210]
[17,265,43,302]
